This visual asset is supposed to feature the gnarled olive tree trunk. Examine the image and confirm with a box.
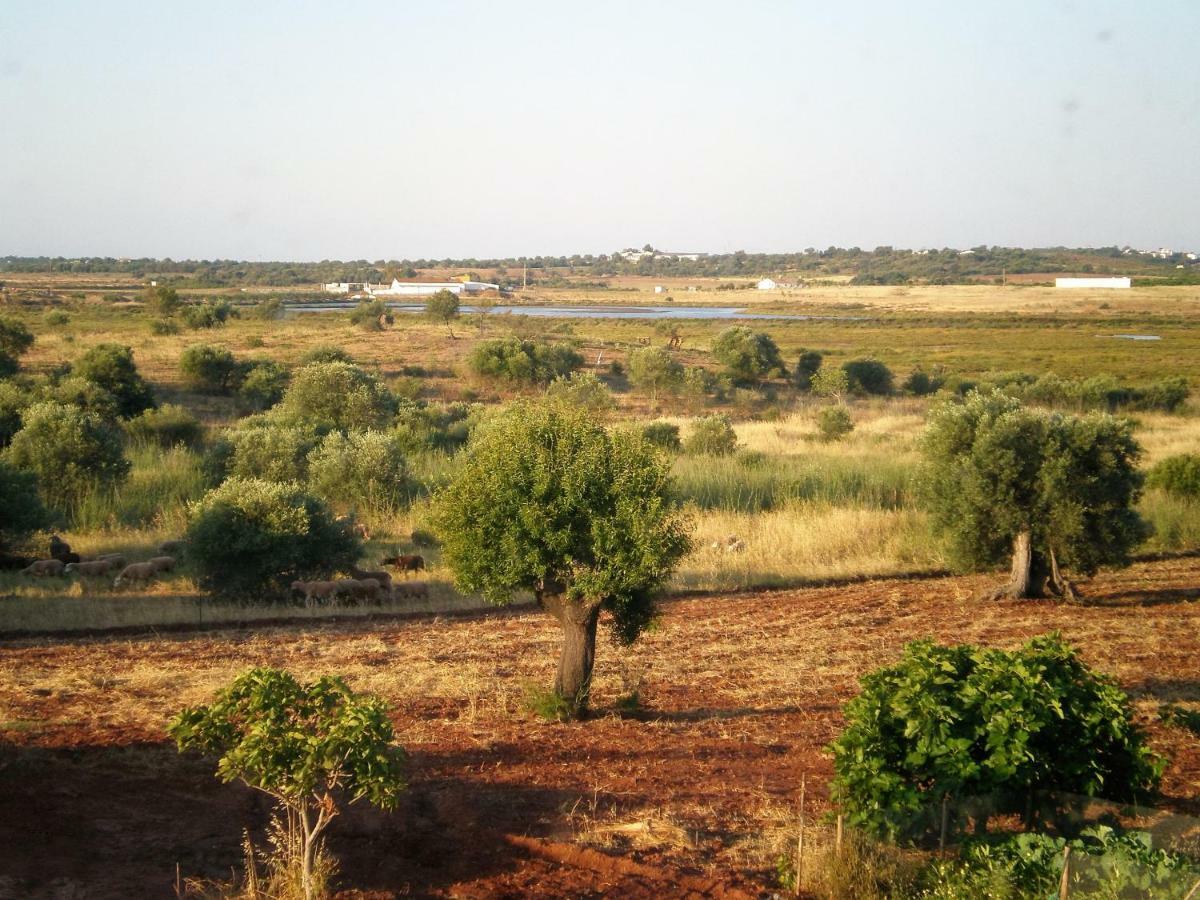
[537,587,602,719]
[982,531,1077,601]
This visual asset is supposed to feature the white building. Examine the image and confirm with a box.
[325,279,499,296]
[1055,277,1131,289]
[756,278,778,290]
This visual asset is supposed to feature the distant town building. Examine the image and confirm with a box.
[617,248,706,262]
[324,279,499,296]
[1054,277,1131,289]
[756,278,778,290]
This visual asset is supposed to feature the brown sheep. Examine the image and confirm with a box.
[381,554,425,575]
[350,566,391,588]
[147,556,176,573]
[334,578,381,604]
[21,559,65,577]
[95,554,127,571]
[65,559,119,577]
[113,562,158,588]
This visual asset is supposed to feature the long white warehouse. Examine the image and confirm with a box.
[1054,277,1131,289]
[324,279,500,296]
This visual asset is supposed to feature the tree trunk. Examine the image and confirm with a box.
[982,531,1077,601]
[537,587,601,719]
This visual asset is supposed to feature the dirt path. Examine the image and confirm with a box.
[1,559,1198,897]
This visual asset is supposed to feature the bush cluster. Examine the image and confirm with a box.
[684,414,738,456]
[467,338,582,385]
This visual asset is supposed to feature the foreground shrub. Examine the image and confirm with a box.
[170,667,406,900]
[299,346,353,366]
[684,414,738,456]
[1147,453,1200,498]
[467,337,582,384]
[0,460,50,552]
[391,401,474,454]
[227,419,318,483]
[817,405,854,442]
[186,478,360,600]
[124,403,203,448]
[641,421,682,452]
[276,362,395,431]
[711,326,785,383]
[923,827,1200,899]
[3,401,130,517]
[830,633,1163,841]
[307,429,411,511]
[71,343,155,417]
[842,357,894,395]
[432,400,691,719]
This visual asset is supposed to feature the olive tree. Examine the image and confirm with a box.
[3,401,130,517]
[275,361,395,431]
[170,667,406,900]
[627,346,682,403]
[432,401,691,719]
[922,390,1146,600]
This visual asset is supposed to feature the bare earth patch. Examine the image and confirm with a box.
[0,559,1198,897]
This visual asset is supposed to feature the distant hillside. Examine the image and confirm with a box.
[2,246,1197,288]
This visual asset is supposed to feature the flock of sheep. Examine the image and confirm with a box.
[291,555,428,607]
[18,536,181,589]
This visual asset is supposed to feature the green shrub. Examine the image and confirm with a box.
[830,633,1163,841]
[711,326,785,383]
[44,310,70,326]
[276,362,395,431]
[150,318,180,336]
[545,371,615,413]
[1147,453,1200,498]
[124,403,203,448]
[170,667,406,900]
[3,401,130,517]
[307,429,411,511]
[684,414,738,456]
[0,381,30,448]
[0,460,50,551]
[902,368,940,396]
[641,421,682,452]
[794,349,823,390]
[627,346,683,400]
[237,360,288,412]
[0,315,34,378]
[1136,376,1190,413]
[185,478,361,600]
[467,337,583,384]
[179,343,241,394]
[71,343,155,417]
[817,405,854,441]
[141,284,181,317]
[425,289,460,335]
[182,299,235,329]
[843,357,894,395]
[250,298,284,320]
[227,419,317,483]
[46,376,121,420]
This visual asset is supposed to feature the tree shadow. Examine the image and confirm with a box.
[0,740,583,898]
[1082,585,1200,608]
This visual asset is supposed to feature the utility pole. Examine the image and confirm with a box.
[522,262,527,289]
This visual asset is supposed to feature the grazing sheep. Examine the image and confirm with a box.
[147,556,176,573]
[350,566,391,588]
[95,554,127,571]
[291,580,340,607]
[113,562,158,588]
[158,540,185,556]
[392,580,429,601]
[48,535,72,561]
[65,559,119,577]
[21,559,65,577]
[727,539,746,553]
[381,554,425,575]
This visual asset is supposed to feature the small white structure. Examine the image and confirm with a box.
[1055,277,1131,289]
[324,281,369,294]
[756,278,778,290]
[654,285,665,294]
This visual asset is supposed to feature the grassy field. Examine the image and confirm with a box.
[0,278,1198,631]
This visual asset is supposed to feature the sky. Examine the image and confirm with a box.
[2,1,1198,260]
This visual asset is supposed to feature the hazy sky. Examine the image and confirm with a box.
[2,1,1198,260]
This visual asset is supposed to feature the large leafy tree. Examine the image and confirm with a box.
[922,390,1146,600]
[432,400,692,718]
[627,346,683,403]
[170,668,406,900]
[425,289,460,337]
